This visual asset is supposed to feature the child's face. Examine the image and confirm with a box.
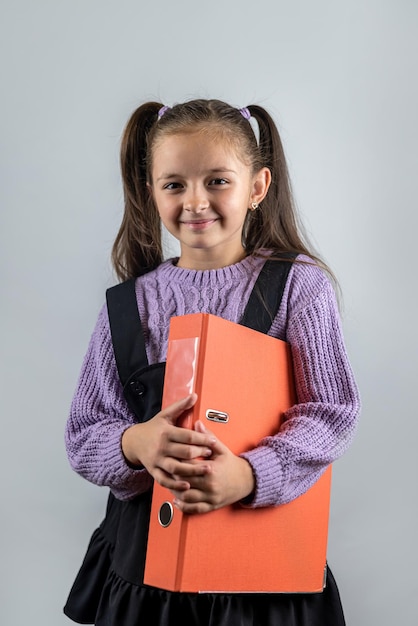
[149,131,270,270]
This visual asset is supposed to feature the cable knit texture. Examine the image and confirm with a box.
[65,254,360,505]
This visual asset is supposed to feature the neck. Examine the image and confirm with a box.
[176,246,247,271]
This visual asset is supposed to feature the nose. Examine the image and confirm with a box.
[183,186,210,213]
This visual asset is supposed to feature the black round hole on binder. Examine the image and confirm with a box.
[158,501,173,527]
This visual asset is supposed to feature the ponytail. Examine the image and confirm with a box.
[243,105,302,255]
[244,105,334,285]
[112,101,163,280]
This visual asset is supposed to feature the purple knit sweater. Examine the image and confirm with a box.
[65,254,360,506]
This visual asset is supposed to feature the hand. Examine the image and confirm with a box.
[170,420,255,514]
[121,394,216,493]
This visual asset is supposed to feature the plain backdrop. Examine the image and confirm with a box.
[1,1,417,624]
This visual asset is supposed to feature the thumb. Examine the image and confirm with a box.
[194,419,209,434]
[162,393,197,425]
[194,420,224,455]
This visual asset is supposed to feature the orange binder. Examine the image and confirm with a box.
[144,313,332,593]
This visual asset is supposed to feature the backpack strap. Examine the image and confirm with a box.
[240,257,294,333]
[106,278,148,387]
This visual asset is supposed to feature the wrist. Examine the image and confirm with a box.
[121,424,144,469]
[239,458,256,504]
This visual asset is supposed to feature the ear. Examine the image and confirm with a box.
[249,167,271,207]
[146,181,153,198]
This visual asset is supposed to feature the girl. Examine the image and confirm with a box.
[64,99,360,625]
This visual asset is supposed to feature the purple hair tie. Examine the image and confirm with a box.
[158,105,171,119]
[239,107,251,120]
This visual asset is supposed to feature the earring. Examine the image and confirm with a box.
[250,202,259,211]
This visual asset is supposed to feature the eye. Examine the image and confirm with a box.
[208,178,228,186]
[163,182,183,190]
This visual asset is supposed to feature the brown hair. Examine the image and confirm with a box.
[112,98,334,285]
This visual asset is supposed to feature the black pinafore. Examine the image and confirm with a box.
[64,260,346,626]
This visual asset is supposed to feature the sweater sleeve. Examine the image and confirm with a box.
[240,263,360,507]
[64,304,153,500]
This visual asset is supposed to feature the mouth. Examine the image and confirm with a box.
[180,219,218,231]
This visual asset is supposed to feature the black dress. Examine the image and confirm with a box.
[63,260,346,626]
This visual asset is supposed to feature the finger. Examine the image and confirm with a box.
[194,420,224,455]
[162,393,197,425]
[194,419,207,434]
[173,499,210,515]
[167,441,213,462]
[171,487,206,505]
[171,460,212,479]
[154,469,190,492]
[172,493,216,515]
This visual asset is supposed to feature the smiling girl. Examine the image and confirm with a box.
[64,99,360,625]
[149,130,270,270]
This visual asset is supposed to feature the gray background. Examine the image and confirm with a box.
[1,1,417,624]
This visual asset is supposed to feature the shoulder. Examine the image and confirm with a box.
[285,254,337,318]
[135,259,175,283]
[133,260,177,297]
[72,301,119,400]
[85,302,113,360]
[268,254,338,341]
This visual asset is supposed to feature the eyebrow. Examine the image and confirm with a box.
[156,168,237,182]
